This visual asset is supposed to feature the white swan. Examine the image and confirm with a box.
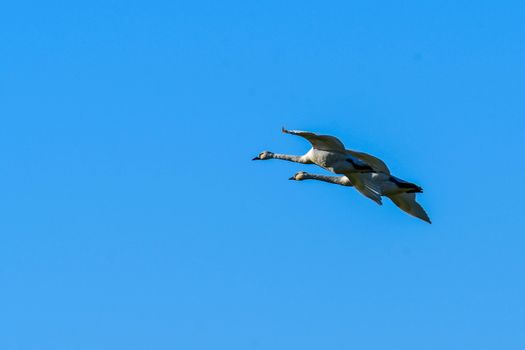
[253,128,389,204]
[289,171,431,223]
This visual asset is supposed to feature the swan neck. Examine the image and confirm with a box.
[304,174,348,186]
[272,153,309,164]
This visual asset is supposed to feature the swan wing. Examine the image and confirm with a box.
[282,127,346,152]
[346,149,391,175]
[387,193,431,223]
[345,173,383,205]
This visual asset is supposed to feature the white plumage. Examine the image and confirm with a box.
[289,171,431,224]
[254,128,430,223]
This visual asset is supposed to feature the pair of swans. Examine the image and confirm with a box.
[253,128,431,223]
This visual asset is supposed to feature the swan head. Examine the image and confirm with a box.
[252,151,274,160]
[288,171,309,181]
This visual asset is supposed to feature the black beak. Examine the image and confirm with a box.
[288,176,295,180]
[252,156,260,160]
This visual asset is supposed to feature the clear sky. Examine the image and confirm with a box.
[1,1,525,349]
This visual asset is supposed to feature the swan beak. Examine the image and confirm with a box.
[252,156,260,160]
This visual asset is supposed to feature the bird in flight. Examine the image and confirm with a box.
[253,128,431,223]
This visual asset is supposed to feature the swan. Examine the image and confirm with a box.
[253,128,390,204]
[289,171,431,223]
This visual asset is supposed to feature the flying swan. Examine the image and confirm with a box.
[253,128,390,204]
[289,171,431,223]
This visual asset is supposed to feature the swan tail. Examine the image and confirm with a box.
[389,176,423,193]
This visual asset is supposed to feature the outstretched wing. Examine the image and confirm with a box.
[346,149,390,175]
[387,193,431,223]
[345,173,383,205]
[282,127,346,152]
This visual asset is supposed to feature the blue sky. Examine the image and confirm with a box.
[1,1,525,349]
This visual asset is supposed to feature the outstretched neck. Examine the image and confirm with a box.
[303,174,352,186]
[271,153,312,164]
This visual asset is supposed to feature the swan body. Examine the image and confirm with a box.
[253,128,383,173]
[367,173,422,195]
[290,171,431,223]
